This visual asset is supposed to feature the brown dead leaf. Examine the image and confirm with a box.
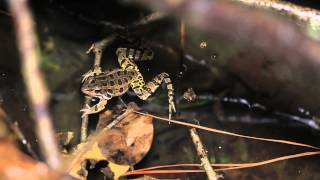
[66,103,153,179]
[66,141,130,180]
[96,107,154,165]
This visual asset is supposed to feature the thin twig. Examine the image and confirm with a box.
[0,108,39,159]
[8,0,61,170]
[59,5,165,31]
[81,35,116,142]
[190,128,219,180]
[129,12,165,28]
[86,35,117,69]
[81,11,165,30]
[133,111,320,150]
[80,96,91,142]
[123,150,320,175]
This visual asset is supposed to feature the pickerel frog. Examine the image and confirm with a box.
[81,48,176,119]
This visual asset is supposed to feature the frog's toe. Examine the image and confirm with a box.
[82,73,93,83]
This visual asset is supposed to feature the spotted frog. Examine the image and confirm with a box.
[81,48,176,119]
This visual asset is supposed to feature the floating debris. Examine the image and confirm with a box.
[200,41,207,48]
[183,88,197,102]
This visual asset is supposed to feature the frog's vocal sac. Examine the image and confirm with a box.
[81,48,176,119]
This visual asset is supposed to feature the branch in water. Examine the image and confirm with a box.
[8,0,61,171]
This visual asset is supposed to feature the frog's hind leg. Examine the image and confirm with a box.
[131,72,176,119]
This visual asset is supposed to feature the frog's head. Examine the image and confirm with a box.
[81,76,103,98]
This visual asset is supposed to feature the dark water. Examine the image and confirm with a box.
[1,0,320,179]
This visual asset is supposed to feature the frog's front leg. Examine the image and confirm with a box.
[80,98,108,118]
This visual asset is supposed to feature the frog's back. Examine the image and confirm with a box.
[96,69,136,96]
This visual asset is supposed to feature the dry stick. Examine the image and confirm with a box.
[135,151,320,172]
[80,35,116,142]
[124,150,320,175]
[234,0,320,23]
[60,4,164,31]
[134,111,320,150]
[0,108,38,159]
[130,12,165,28]
[8,0,61,170]
[80,97,91,142]
[190,128,219,180]
[130,150,320,172]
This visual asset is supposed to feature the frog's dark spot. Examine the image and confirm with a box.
[108,74,114,79]
[120,60,126,66]
[153,80,160,86]
[110,81,115,86]
[119,88,124,92]
[100,81,108,86]
[118,79,122,85]
[124,78,128,83]
[117,71,122,76]
[146,88,152,93]
[107,89,113,94]
[90,79,96,84]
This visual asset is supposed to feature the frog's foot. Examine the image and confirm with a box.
[82,67,102,83]
[80,99,108,118]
